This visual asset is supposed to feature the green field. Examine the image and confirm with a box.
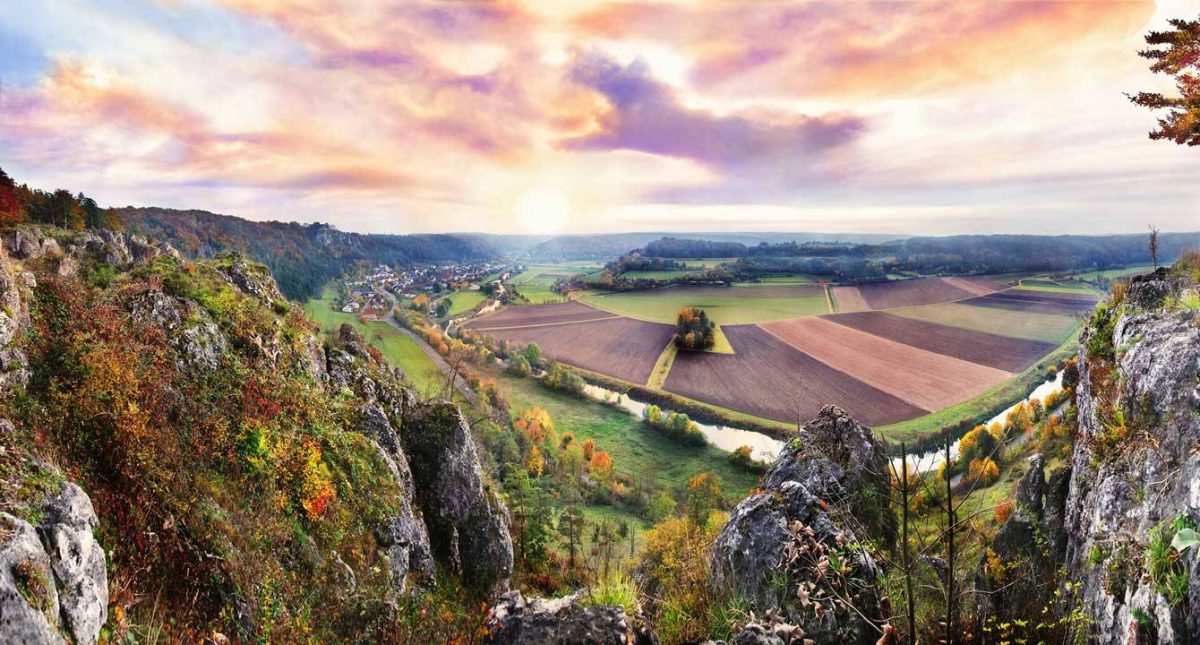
[580,285,829,324]
[442,290,486,316]
[1067,264,1154,281]
[497,374,759,501]
[1015,279,1101,295]
[304,289,443,393]
[513,285,568,304]
[620,269,701,280]
[890,301,1080,344]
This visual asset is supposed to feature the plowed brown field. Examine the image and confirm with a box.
[663,325,927,426]
[759,317,1011,410]
[825,312,1057,372]
[480,316,675,384]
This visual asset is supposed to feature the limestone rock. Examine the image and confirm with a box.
[401,401,513,594]
[36,483,108,645]
[0,482,108,645]
[485,590,653,645]
[1063,268,1200,643]
[710,405,888,645]
[0,513,64,645]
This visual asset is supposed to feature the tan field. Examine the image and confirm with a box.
[758,317,1012,411]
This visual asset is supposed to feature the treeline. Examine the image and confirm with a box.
[645,237,747,258]
[632,233,1200,284]
[0,167,123,231]
[118,207,505,301]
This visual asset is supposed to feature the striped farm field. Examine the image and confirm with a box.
[470,301,614,329]
[759,317,1011,411]
[962,291,1097,316]
[825,312,1058,373]
[663,325,926,426]
[476,315,675,384]
[890,302,1079,344]
[833,276,1003,311]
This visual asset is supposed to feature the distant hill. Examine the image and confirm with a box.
[116,207,544,300]
[525,231,903,260]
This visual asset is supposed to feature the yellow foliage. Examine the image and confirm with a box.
[514,407,554,444]
[526,445,544,478]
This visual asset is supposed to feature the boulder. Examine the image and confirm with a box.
[710,405,889,645]
[36,483,108,645]
[485,590,653,645]
[0,482,108,645]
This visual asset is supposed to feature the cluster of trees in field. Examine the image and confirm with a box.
[642,404,707,446]
[674,307,716,350]
[0,167,123,231]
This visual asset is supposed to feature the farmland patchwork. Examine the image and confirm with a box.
[465,281,1091,427]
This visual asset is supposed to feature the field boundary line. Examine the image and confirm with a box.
[472,315,624,331]
[824,284,835,313]
[646,342,678,389]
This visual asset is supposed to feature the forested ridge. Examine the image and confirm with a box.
[116,206,508,300]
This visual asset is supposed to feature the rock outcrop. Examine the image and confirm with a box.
[1063,269,1200,643]
[485,590,653,645]
[402,401,514,594]
[325,324,513,594]
[974,453,1071,632]
[359,405,434,591]
[710,405,891,645]
[0,482,108,645]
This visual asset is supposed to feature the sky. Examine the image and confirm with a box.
[0,0,1196,236]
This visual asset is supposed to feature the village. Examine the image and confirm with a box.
[333,260,511,321]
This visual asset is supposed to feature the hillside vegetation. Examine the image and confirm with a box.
[0,226,513,643]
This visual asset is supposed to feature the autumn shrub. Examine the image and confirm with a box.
[637,515,727,645]
[993,499,1015,524]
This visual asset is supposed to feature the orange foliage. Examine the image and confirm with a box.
[296,439,336,519]
[514,407,554,444]
[526,445,544,478]
[589,450,613,477]
[994,499,1015,524]
[581,438,595,462]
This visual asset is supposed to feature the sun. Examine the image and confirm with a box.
[515,186,571,234]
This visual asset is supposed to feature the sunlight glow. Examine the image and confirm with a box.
[515,186,571,234]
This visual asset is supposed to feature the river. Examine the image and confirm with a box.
[895,370,1065,474]
[580,383,786,461]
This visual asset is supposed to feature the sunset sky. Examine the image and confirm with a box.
[1,0,1196,236]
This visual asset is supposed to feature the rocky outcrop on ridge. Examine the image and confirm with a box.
[709,405,893,645]
[1063,268,1200,643]
[484,590,654,645]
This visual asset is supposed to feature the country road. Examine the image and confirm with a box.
[381,291,478,405]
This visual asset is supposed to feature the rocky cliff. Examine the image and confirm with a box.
[1062,267,1200,642]
[0,226,514,642]
[709,405,893,645]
